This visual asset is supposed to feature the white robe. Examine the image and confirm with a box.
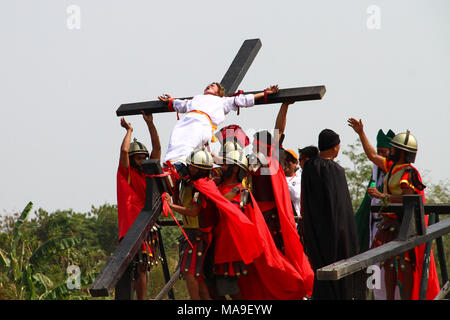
[164,93,255,163]
[286,172,301,217]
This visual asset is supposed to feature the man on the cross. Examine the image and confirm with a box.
[158,82,278,169]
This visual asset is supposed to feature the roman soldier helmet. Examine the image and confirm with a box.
[128,138,149,157]
[224,149,248,171]
[389,130,418,163]
[186,148,214,170]
[220,140,242,157]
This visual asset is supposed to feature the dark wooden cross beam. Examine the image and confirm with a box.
[89,160,170,298]
[220,38,262,96]
[316,196,450,282]
[115,38,326,117]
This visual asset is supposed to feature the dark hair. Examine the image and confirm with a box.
[318,129,340,151]
[298,146,319,160]
[284,150,297,164]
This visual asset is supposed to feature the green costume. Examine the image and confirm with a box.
[354,129,395,253]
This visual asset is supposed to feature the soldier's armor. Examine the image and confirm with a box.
[177,180,217,279]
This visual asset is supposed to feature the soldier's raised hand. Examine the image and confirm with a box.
[120,117,133,131]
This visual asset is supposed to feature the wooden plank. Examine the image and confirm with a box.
[252,86,326,105]
[220,39,262,96]
[156,227,175,300]
[397,195,426,241]
[116,100,170,116]
[116,86,326,116]
[434,281,450,300]
[316,217,450,281]
[371,203,450,215]
[155,267,181,300]
[435,214,449,285]
[114,263,134,300]
[89,160,167,297]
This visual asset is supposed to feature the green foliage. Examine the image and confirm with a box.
[341,140,373,211]
[425,179,450,204]
[0,202,118,300]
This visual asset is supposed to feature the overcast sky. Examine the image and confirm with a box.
[1,1,449,215]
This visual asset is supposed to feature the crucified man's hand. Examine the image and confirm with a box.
[265,85,279,95]
[158,94,173,103]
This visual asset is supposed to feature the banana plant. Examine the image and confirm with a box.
[0,202,86,299]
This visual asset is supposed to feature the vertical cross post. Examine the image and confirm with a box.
[89,160,169,297]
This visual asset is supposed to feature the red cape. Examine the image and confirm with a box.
[193,178,314,299]
[116,165,146,239]
[398,165,440,300]
[266,157,314,283]
[408,166,440,300]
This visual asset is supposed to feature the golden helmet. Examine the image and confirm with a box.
[186,148,214,170]
[224,149,248,171]
[220,140,242,156]
[389,130,418,153]
[128,138,149,157]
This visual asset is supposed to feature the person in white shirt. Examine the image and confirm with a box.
[272,100,300,216]
[158,82,279,166]
[283,149,301,216]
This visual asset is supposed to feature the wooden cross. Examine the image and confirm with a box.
[115,38,326,117]
[90,39,327,299]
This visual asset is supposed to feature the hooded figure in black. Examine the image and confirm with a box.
[301,129,365,300]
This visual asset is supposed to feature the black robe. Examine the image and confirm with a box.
[301,156,365,300]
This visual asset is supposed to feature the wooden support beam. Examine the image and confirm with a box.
[434,281,450,300]
[371,203,450,215]
[156,227,175,300]
[435,214,449,286]
[316,218,450,281]
[89,160,168,297]
[397,195,426,241]
[116,86,326,116]
[220,38,262,96]
[155,267,181,300]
